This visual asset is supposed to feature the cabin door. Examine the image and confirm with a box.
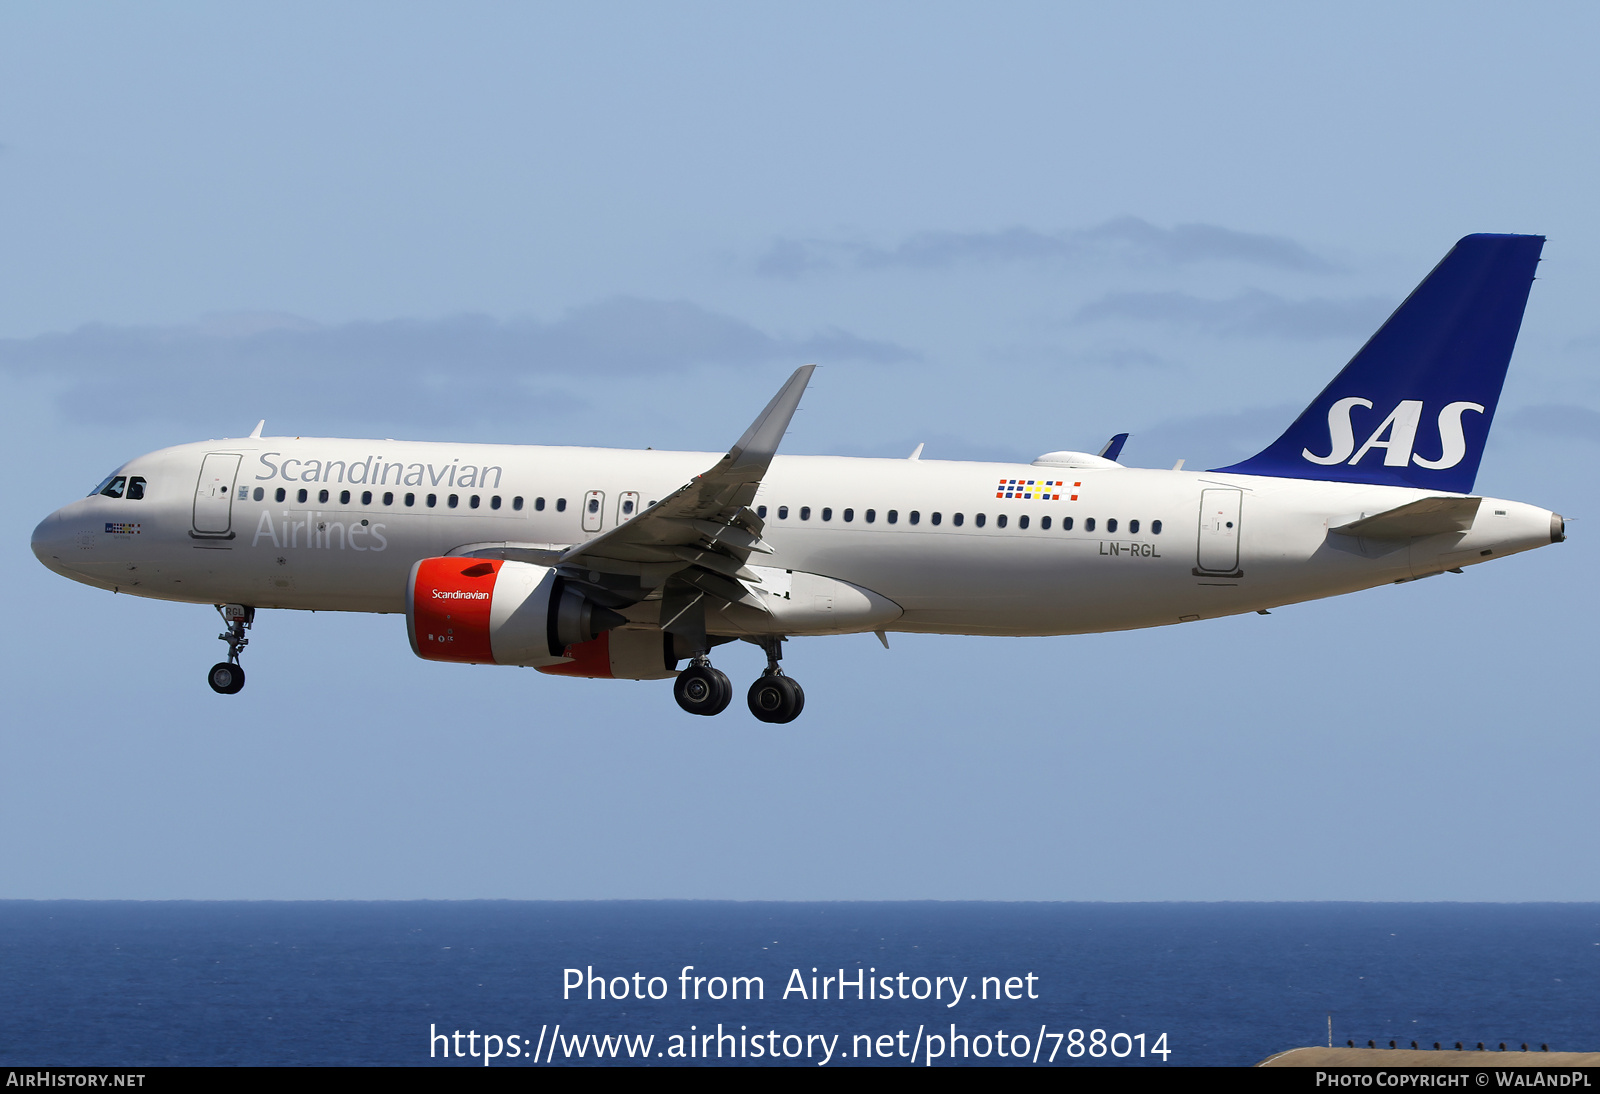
[1196,488,1243,573]
[193,453,242,536]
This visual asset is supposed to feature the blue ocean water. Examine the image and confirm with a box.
[1,902,1596,1067]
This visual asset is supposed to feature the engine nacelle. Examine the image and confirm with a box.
[536,628,679,680]
[406,557,629,667]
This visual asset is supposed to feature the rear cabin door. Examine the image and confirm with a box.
[582,490,605,533]
[1196,488,1243,573]
[193,453,242,535]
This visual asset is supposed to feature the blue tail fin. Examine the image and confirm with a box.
[1213,233,1544,493]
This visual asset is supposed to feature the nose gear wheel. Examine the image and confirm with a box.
[209,604,255,695]
[207,662,246,695]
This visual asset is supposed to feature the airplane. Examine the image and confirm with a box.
[30,234,1563,724]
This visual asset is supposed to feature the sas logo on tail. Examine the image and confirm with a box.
[1302,398,1484,470]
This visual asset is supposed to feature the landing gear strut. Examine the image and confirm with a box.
[208,603,253,695]
[674,656,732,716]
[747,637,804,724]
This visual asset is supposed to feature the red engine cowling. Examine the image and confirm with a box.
[406,557,643,670]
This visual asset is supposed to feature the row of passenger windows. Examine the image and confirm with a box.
[256,486,543,511]
[755,504,1162,535]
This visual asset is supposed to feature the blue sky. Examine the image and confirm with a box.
[2,3,1596,899]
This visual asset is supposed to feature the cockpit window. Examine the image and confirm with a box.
[90,473,122,497]
[96,476,127,499]
[126,476,148,500]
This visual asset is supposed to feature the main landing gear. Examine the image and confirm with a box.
[747,635,804,724]
[673,658,733,716]
[671,637,805,723]
[208,603,254,695]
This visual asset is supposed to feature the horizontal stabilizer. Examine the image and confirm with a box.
[1330,496,1481,539]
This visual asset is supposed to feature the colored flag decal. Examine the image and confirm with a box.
[995,479,1080,501]
[105,522,141,534]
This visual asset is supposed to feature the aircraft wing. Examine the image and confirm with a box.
[457,366,814,625]
[1330,496,1482,539]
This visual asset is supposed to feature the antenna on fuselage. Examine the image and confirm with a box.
[908,442,924,460]
[249,420,265,439]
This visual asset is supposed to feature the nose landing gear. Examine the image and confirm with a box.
[208,604,253,695]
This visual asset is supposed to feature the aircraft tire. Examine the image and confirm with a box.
[747,674,804,723]
[674,665,731,716]
[208,662,245,695]
[706,668,733,716]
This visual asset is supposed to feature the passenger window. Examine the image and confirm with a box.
[621,498,633,515]
[275,487,287,502]
[800,506,810,520]
[534,497,545,511]
[297,489,308,503]
[1085,517,1096,532]
[887,510,898,524]
[491,496,502,510]
[778,506,789,519]
[383,492,394,506]
[1041,515,1051,530]
[513,497,524,511]
[996,514,1007,528]
[1129,519,1140,534]
[405,493,415,507]
[975,513,986,528]
[556,498,567,512]
[427,494,438,508]
[758,505,768,518]
[100,476,127,499]
[449,494,460,509]
[251,486,263,502]
[821,507,832,521]
[843,508,854,522]
[909,511,920,525]
[319,489,330,504]
[1018,515,1028,529]
[953,513,964,526]
[1107,518,1118,533]
[362,490,373,505]
[1152,520,1163,534]
[339,490,350,505]
[865,509,876,523]
[1063,516,1073,531]
[586,497,598,514]
[931,512,941,525]
[470,495,481,509]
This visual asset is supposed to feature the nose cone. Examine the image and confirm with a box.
[32,510,72,574]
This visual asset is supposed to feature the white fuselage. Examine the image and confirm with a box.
[32,436,1561,637]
